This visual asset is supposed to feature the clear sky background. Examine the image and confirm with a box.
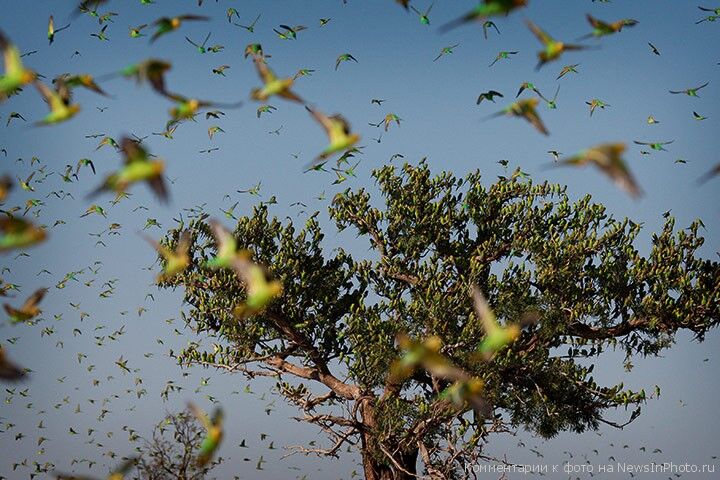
[0,0,718,478]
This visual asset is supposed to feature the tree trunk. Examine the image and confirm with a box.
[359,398,419,480]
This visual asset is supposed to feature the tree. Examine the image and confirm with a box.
[136,409,220,480]
[158,161,719,479]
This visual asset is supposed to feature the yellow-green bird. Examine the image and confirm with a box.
[117,59,172,97]
[4,288,47,324]
[580,14,638,39]
[128,24,148,38]
[150,15,209,42]
[0,346,26,381]
[189,402,224,467]
[143,230,191,282]
[54,73,109,98]
[205,220,282,319]
[166,93,241,122]
[471,286,521,359]
[0,216,46,251]
[48,15,71,45]
[250,57,303,103]
[90,136,168,202]
[554,143,642,198]
[391,334,469,383]
[0,30,37,100]
[33,81,80,125]
[54,456,138,480]
[244,43,266,59]
[487,98,549,135]
[526,19,589,70]
[306,106,360,164]
[439,0,527,33]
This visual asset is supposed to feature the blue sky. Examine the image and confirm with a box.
[0,0,718,478]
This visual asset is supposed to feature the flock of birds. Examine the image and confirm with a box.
[0,0,718,478]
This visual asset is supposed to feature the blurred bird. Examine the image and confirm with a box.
[151,15,209,42]
[143,230,191,282]
[189,403,224,466]
[306,106,360,164]
[580,14,638,39]
[0,31,37,100]
[4,288,47,324]
[250,57,303,103]
[205,220,283,319]
[486,98,549,135]
[553,143,642,198]
[471,286,521,359]
[0,346,26,381]
[527,20,589,69]
[0,216,47,251]
[439,0,527,33]
[33,81,80,125]
[90,136,168,202]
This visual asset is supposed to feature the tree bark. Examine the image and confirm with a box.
[360,398,419,480]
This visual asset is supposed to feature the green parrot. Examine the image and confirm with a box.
[206,220,282,319]
[527,19,589,70]
[0,346,26,381]
[438,378,488,417]
[90,137,168,202]
[693,111,707,121]
[557,63,579,79]
[391,334,467,383]
[476,90,503,104]
[515,81,540,98]
[250,57,303,103]
[434,44,460,62]
[554,143,642,198]
[244,43,265,59]
[471,286,521,359]
[483,20,500,39]
[234,13,262,33]
[411,2,434,25]
[0,216,46,251]
[669,82,709,97]
[580,14,638,39]
[33,81,80,125]
[487,98,549,135]
[538,85,561,109]
[335,53,358,70]
[586,98,610,116]
[439,0,527,33]
[633,140,674,152]
[256,104,277,117]
[189,402,223,466]
[166,93,241,122]
[4,288,47,324]
[185,32,211,53]
[306,106,360,164]
[0,30,37,100]
[48,15,70,45]
[488,50,517,67]
[54,456,138,479]
[143,230,191,282]
[150,15,209,42]
[129,24,148,38]
[118,59,172,96]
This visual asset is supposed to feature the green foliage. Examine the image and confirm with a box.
[160,161,719,475]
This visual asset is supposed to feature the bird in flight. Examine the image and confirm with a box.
[669,82,709,97]
[439,0,528,33]
[527,20,589,70]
